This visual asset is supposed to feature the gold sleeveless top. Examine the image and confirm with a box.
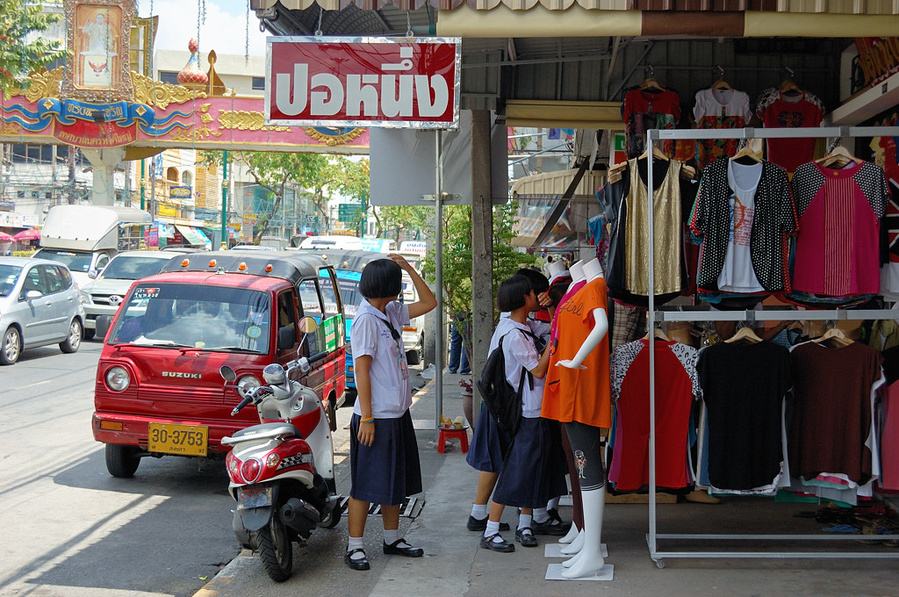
[624,158,683,296]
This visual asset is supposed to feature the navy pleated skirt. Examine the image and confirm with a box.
[493,417,568,509]
[466,403,512,473]
[349,410,422,505]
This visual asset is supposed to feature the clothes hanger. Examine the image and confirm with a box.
[724,326,762,344]
[644,327,669,341]
[709,66,732,91]
[778,68,802,95]
[640,65,664,93]
[812,327,854,347]
[815,145,862,169]
[639,145,669,162]
[732,145,763,165]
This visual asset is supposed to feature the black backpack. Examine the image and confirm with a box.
[476,331,536,439]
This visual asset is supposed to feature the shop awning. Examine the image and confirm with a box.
[175,225,208,247]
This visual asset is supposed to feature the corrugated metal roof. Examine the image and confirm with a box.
[252,0,899,13]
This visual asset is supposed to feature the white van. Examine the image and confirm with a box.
[293,235,363,251]
[32,206,152,288]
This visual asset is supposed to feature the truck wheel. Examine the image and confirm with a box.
[257,516,293,582]
[106,444,141,477]
[326,395,337,432]
[59,319,83,353]
[0,326,21,365]
[342,388,357,407]
[406,349,421,365]
[83,329,96,341]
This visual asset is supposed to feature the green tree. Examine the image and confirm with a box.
[377,205,431,243]
[419,202,537,354]
[330,157,370,235]
[0,1,67,96]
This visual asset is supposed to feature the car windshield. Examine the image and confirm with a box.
[0,264,23,297]
[101,256,169,280]
[35,250,92,272]
[334,272,363,318]
[108,283,272,353]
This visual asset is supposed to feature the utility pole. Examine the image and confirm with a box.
[220,150,229,249]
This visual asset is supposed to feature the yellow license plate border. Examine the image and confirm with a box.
[147,422,209,457]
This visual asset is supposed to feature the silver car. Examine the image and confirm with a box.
[0,256,85,365]
[79,250,188,340]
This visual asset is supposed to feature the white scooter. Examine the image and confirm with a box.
[220,317,343,582]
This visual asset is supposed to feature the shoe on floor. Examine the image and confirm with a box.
[467,515,510,532]
[448,369,458,374]
[383,538,424,557]
[480,533,515,553]
[531,516,570,536]
[459,370,471,375]
[344,548,370,570]
[515,527,538,547]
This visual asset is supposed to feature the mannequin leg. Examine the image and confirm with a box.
[561,488,605,579]
[560,527,585,556]
[558,521,580,545]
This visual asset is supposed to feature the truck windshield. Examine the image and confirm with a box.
[101,256,170,280]
[108,283,272,353]
[35,249,92,273]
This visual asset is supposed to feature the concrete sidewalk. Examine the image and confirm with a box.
[197,370,899,597]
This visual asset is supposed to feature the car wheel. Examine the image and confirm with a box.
[60,319,83,353]
[83,328,96,341]
[0,326,22,365]
[106,444,141,477]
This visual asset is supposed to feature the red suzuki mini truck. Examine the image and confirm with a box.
[92,251,346,477]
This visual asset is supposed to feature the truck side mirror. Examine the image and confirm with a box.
[278,326,296,350]
[88,269,98,279]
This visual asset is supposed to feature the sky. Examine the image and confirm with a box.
[139,0,269,57]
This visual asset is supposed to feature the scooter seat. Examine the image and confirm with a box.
[223,422,301,445]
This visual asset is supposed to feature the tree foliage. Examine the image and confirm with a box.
[420,201,538,338]
[0,2,67,96]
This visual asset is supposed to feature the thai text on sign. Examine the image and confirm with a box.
[266,37,460,129]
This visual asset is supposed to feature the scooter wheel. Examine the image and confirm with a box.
[256,516,293,582]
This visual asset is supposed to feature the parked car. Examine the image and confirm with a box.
[0,256,85,365]
[80,249,190,340]
[91,251,347,477]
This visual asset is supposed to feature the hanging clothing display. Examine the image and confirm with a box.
[692,87,753,168]
[622,87,681,159]
[788,342,884,488]
[878,346,899,491]
[789,160,890,297]
[756,90,824,174]
[542,276,612,429]
[608,338,700,492]
[878,170,899,299]
[697,341,791,493]
[690,158,796,294]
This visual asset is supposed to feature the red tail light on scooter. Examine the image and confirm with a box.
[241,458,262,483]
[226,452,241,481]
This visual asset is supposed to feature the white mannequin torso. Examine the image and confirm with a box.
[569,260,586,284]
[583,258,604,281]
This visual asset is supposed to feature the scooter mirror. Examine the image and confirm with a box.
[220,365,237,382]
[298,316,318,335]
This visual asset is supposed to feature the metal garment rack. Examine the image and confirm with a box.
[644,125,899,567]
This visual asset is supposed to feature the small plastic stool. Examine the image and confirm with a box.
[437,426,469,453]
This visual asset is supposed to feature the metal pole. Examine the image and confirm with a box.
[140,159,146,210]
[221,150,229,249]
[435,130,444,429]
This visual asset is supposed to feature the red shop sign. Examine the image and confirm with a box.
[266,37,461,129]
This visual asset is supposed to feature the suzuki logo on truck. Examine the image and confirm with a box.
[162,372,202,379]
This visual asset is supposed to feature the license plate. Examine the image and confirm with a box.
[148,423,208,456]
[237,485,273,510]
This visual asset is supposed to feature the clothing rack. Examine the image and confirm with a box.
[644,124,899,567]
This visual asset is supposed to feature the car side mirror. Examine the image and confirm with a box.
[24,290,42,300]
[96,315,112,339]
[278,326,296,350]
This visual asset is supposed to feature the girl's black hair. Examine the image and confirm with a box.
[497,274,532,312]
[515,267,550,295]
[359,259,403,299]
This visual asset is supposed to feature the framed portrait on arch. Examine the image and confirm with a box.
[62,0,135,102]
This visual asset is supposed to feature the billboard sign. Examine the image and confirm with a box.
[266,37,461,129]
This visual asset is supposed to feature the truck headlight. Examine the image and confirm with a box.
[105,366,130,392]
[80,290,93,305]
[236,375,260,398]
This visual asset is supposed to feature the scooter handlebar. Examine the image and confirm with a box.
[231,395,253,416]
[309,351,329,364]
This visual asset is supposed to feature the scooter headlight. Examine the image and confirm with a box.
[235,375,260,398]
[105,366,130,392]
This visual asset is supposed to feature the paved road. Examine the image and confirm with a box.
[0,340,430,597]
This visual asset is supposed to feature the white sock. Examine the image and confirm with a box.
[347,536,365,560]
[547,497,560,510]
[518,513,533,530]
[471,503,488,519]
[383,528,399,545]
[533,507,549,523]
[484,520,500,539]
